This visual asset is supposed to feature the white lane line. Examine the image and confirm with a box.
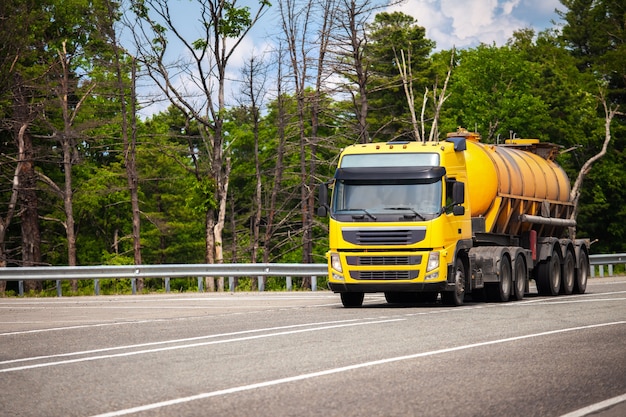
[88,321,626,417]
[0,320,162,336]
[0,294,338,306]
[0,318,372,365]
[0,318,405,373]
[559,393,626,417]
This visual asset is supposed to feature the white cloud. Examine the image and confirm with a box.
[388,0,558,50]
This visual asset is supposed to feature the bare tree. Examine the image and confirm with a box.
[238,54,268,265]
[262,43,291,264]
[394,47,454,142]
[328,0,397,144]
[130,0,270,290]
[569,90,624,238]
[34,41,97,291]
[278,0,315,277]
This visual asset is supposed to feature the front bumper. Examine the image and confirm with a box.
[328,281,448,293]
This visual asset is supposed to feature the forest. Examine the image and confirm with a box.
[0,0,624,295]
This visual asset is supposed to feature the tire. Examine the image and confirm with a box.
[340,292,364,308]
[512,254,527,301]
[574,251,589,294]
[442,257,465,306]
[536,249,561,296]
[487,255,511,302]
[560,250,575,295]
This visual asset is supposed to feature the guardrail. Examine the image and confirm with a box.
[0,263,328,297]
[0,254,623,297]
[589,253,626,278]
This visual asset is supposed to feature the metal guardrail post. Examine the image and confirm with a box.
[311,276,317,292]
[18,281,23,297]
[95,279,100,295]
[258,276,264,292]
[286,276,292,291]
[56,280,62,297]
[165,277,170,293]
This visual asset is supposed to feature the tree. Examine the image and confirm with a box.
[364,11,435,141]
[558,0,626,251]
[130,0,270,291]
[440,43,550,142]
[327,0,398,144]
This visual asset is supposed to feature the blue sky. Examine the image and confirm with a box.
[135,0,565,117]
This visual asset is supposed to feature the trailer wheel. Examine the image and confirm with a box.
[487,255,511,302]
[574,251,589,294]
[341,292,364,308]
[537,249,561,296]
[512,254,527,301]
[560,251,575,295]
[442,257,465,306]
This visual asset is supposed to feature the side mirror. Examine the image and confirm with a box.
[449,181,465,216]
[317,183,329,217]
[453,181,465,205]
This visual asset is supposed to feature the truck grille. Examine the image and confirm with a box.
[350,270,419,280]
[346,256,422,266]
[342,227,426,246]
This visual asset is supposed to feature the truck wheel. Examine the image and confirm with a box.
[536,250,561,296]
[487,255,511,302]
[560,251,575,295]
[340,292,364,308]
[442,258,465,306]
[512,254,526,301]
[574,251,589,294]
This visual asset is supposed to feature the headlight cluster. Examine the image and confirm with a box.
[425,251,440,280]
[330,253,342,272]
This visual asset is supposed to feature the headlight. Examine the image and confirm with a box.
[426,252,439,272]
[331,253,343,272]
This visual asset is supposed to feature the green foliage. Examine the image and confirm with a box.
[440,43,550,141]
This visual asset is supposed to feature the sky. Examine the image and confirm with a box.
[134,0,566,117]
[227,0,566,65]
[387,0,564,51]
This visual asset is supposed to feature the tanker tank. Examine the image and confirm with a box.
[448,130,575,237]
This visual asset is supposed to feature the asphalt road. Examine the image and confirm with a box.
[1,277,625,417]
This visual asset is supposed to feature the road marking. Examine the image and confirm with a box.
[0,318,405,372]
[559,393,626,417]
[87,321,626,417]
[0,318,374,365]
[0,320,162,336]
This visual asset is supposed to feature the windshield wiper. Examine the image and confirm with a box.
[351,209,377,221]
[384,207,426,221]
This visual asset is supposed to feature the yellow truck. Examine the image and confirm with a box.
[317,128,590,307]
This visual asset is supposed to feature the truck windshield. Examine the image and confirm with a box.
[332,179,443,219]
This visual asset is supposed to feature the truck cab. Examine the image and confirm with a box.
[318,138,472,307]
